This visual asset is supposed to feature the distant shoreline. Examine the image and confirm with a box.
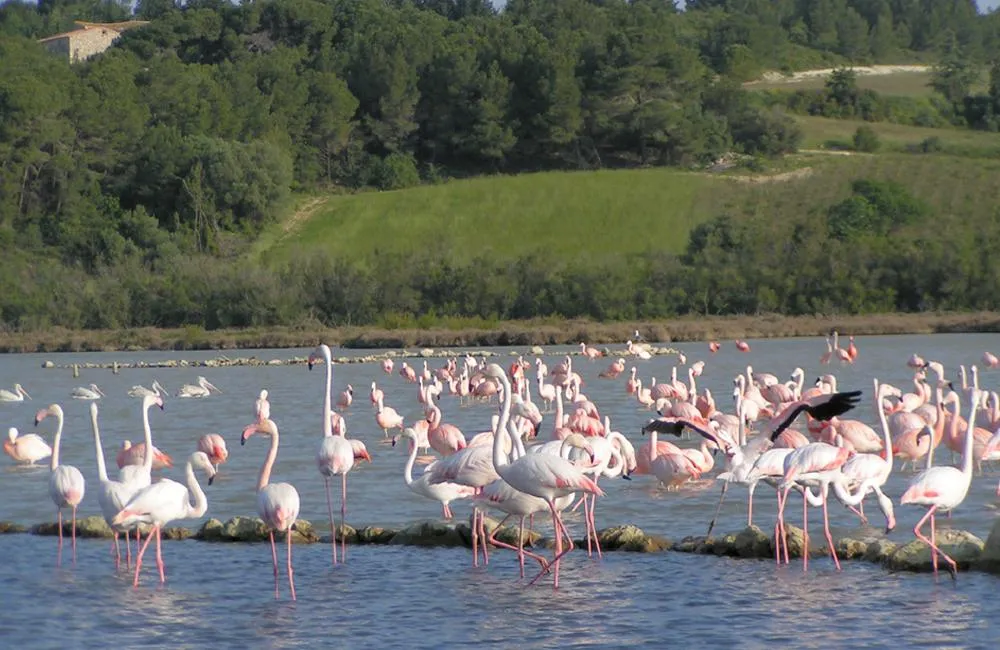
[1,312,998,354]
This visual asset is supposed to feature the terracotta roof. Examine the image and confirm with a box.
[36,20,149,44]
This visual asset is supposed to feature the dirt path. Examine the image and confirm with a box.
[282,196,329,234]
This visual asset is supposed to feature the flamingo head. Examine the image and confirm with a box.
[34,403,62,427]
[6,427,16,443]
[356,447,373,464]
[143,394,165,412]
[308,344,331,370]
[190,451,217,486]
[242,419,275,445]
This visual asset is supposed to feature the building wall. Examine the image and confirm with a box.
[40,27,120,63]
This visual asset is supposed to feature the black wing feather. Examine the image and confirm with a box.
[768,390,863,442]
[641,418,686,437]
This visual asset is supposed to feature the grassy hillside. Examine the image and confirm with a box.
[796,115,1000,156]
[255,150,1000,269]
[257,168,730,265]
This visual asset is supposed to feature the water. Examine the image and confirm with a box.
[2,333,1000,647]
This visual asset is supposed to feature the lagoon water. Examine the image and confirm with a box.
[2,334,1000,647]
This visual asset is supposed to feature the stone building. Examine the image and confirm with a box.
[37,20,149,63]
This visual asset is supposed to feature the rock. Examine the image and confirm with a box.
[30,515,113,538]
[419,348,435,358]
[978,519,1000,573]
[221,516,270,542]
[887,529,984,572]
[162,526,193,541]
[482,517,542,548]
[0,521,26,534]
[389,520,465,548]
[673,535,707,553]
[592,525,671,552]
[835,537,870,560]
[197,518,225,541]
[356,526,398,545]
[862,538,898,564]
[288,519,318,543]
[775,525,812,558]
[317,522,355,545]
[530,346,544,355]
[733,525,772,558]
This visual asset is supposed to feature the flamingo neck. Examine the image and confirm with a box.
[323,346,334,437]
[258,428,279,492]
[491,373,513,473]
[648,427,658,462]
[50,410,64,470]
[961,398,977,478]
[875,387,893,466]
[91,408,109,482]
[142,401,154,472]
[402,437,416,486]
[185,458,209,518]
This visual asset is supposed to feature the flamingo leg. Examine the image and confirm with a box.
[706,482,729,536]
[133,524,157,587]
[528,501,569,588]
[155,526,165,583]
[341,473,348,563]
[582,496,593,557]
[802,487,809,572]
[287,525,297,601]
[56,510,63,566]
[269,530,279,599]
[471,508,479,567]
[589,493,603,559]
[71,506,78,563]
[821,485,841,571]
[125,530,132,569]
[747,482,754,527]
[487,514,546,579]
[112,532,120,570]
[930,509,939,575]
[324,476,338,565]
[478,509,490,565]
[914,505,957,578]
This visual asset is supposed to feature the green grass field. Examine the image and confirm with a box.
[795,115,1000,155]
[748,70,936,96]
[259,168,735,265]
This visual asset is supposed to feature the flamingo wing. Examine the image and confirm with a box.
[769,390,863,441]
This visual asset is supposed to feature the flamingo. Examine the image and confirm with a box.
[337,384,354,410]
[0,383,31,402]
[128,380,167,399]
[483,363,604,589]
[375,394,405,437]
[71,384,105,400]
[399,362,417,382]
[117,440,173,471]
[983,352,1000,369]
[242,418,300,600]
[598,358,626,380]
[112,451,215,586]
[900,387,982,578]
[382,359,394,374]
[580,342,602,360]
[626,340,652,360]
[115,394,166,560]
[176,376,221,398]
[197,433,229,471]
[35,404,85,565]
[255,389,270,423]
[907,354,927,370]
[4,427,52,465]
[88,403,140,570]
[708,341,720,353]
[847,336,859,362]
[393,428,475,519]
[369,382,384,409]
[426,405,467,456]
[735,340,751,352]
[310,344,370,565]
[820,337,833,364]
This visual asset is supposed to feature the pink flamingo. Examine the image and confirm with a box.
[375,395,405,437]
[484,363,604,589]
[197,433,229,471]
[900,387,982,578]
[735,340,751,352]
[907,353,927,369]
[255,389,270,423]
[708,341,720,353]
[983,352,1000,369]
[337,384,354,410]
[426,405,467,456]
[36,404,86,565]
[820,337,833,364]
[579,342,602,360]
[89,403,137,570]
[310,344,370,565]
[4,427,51,465]
[832,331,852,364]
[112,451,214,586]
[625,367,639,395]
[598,358,626,379]
[242,419,299,599]
[117,440,173,470]
[847,336,859,362]
[382,359,394,374]
[399,362,417,382]
[369,382,384,409]
[394,428,475,519]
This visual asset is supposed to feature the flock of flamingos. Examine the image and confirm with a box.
[4,332,1000,600]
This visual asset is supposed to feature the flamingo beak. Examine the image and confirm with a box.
[308,356,316,370]
[208,473,216,486]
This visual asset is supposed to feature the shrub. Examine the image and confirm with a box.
[852,126,880,152]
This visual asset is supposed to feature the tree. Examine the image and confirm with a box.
[930,31,979,104]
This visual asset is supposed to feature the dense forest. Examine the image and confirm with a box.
[1,0,1000,332]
